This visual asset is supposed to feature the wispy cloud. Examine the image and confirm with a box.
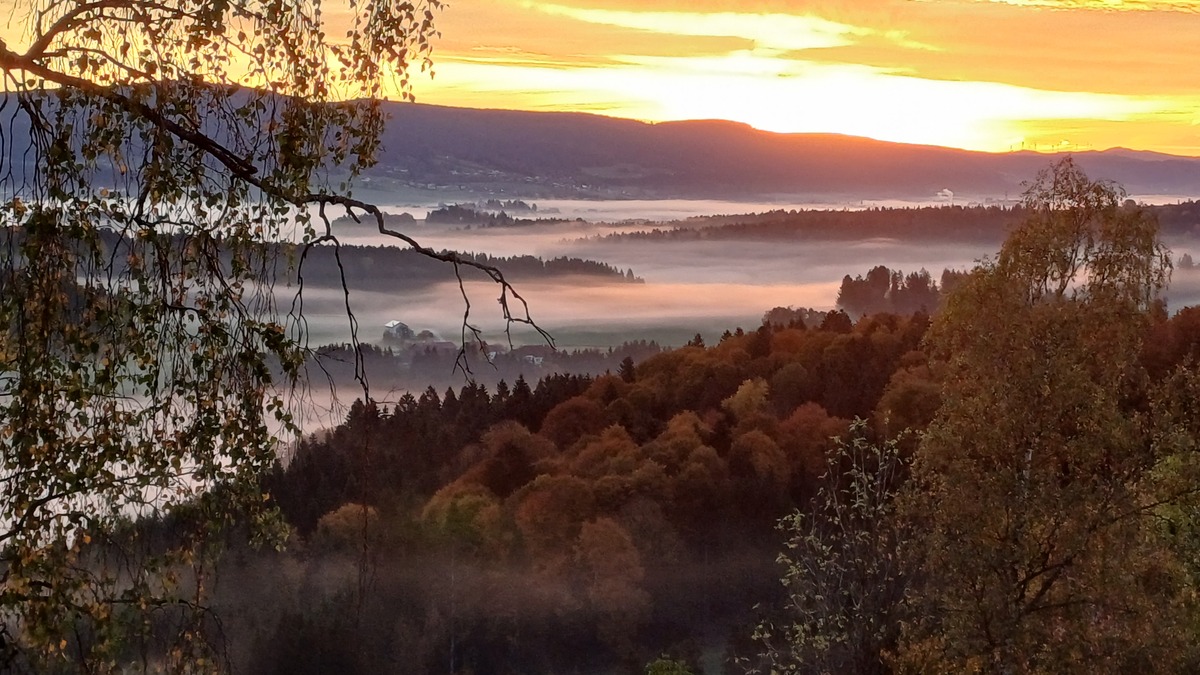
[972,0,1200,11]
[407,0,1200,155]
[416,47,1181,151]
[459,46,617,70]
[525,2,936,52]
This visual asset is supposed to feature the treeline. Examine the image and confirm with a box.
[405,339,661,388]
[291,244,642,291]
[478,198,538,213]
[588,200,1200,245]
[3,228,639,299]
[1151,199,1200,236]
[306,339,666,393]
[426,204,578,228]
[592,205,1021,244]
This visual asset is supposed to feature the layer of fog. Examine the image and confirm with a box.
[268,197,1200,434]
[349,196,961,223]
[331,192,1196,227]
[289,278,840,349]
[297,202,1200,350]
[288,233,996,353]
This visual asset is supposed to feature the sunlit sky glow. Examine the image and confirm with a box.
[403,0,1200,154]
[1,0,1196,154]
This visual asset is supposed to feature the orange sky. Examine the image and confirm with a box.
[402,0,1200,155]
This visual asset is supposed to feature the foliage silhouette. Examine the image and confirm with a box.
[0,0,546,670]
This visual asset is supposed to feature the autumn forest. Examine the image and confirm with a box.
[147,161,1200,675]
[5,0,1200,672]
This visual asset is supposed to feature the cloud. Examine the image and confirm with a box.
[524,2,932,52]
[455,47,620,71]
[416,47,1181,151]
[970,0,1200,11]
[406,0,1200,155]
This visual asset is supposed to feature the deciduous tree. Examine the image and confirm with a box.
[895,159,1186,673]
[0,0,540,669]
[749,420,909,675]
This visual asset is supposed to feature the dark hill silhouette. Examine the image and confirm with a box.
[3,87,1195,200]
[369,102,1200,200]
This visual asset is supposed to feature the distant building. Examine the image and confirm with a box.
[485,343,510,362]
[383,320,415,342]
[513,344,553,367]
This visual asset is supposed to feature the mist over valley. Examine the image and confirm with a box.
[11,0,1200,673]
[296,197,1200,360]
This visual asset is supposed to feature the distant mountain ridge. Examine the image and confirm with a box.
[2,88,1193,201]
[367,102,1200,200]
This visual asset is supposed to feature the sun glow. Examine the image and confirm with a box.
[414,48,1173,152]
[4,0,1195,155]
[402,0,1200,156]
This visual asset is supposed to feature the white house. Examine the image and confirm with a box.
[383,320,415,341]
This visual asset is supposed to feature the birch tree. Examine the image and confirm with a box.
[894,159,1187,673]
[0,1,537,670]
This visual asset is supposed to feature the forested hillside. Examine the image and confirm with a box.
[237,310,937,674]
[200,291,1200,674]
[203,161,1200,675]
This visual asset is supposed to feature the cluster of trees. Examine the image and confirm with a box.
[835,266,943,317]
[761,306,832,330]
[748,159,1200,675]
[405,339,662,388]
[231,305,936,673]
[1151,199,1200,236]
[291,244,642,291]
[476,199,539,213]
[330,210,419,227]
[425,204,576,228]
